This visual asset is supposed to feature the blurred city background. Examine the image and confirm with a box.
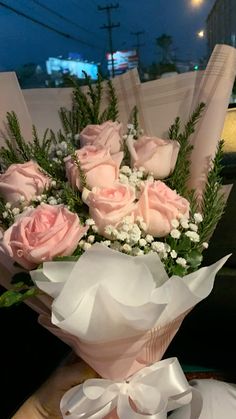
[0,0,233,89]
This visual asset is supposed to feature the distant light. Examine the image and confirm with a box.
[197,30,205,38]
[194,65,199,70]
[191,0,204,7]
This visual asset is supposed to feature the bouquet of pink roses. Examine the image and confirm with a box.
[0,45,235,418]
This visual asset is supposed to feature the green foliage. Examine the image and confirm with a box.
[0,271,37,308]
[59,74,119,136]
[167,103,205,198]
[0,287,38,308]
[11,271,34,286]
[59,182,87,217]
[198,140,226,244]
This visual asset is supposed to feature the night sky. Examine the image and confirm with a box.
[0,0,216,71]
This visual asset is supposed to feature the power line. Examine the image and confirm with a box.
[29,0,101,39]
[98,3,120,77]
[0,0,103,50]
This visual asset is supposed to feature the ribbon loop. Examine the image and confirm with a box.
[61,357,202,419]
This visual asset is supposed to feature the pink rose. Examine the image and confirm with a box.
[136,181,190,237]
[0,161,50,205]
[65,145,123,190]
[2,203,88,269]
[127,136,180,179]
[80,121,123,154]
[82,183,136,236]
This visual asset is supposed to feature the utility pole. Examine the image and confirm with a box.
[131,30,145,71]
[98,3,120,78]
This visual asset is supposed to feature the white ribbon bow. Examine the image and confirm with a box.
[61,358,202,419]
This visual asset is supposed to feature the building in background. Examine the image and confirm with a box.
[106,50,138,77]
[46,56,99,85]
[206,0,236,55]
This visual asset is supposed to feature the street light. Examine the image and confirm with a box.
[191,0,204,7]
[197,30,205,38]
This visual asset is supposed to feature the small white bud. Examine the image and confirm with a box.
[194,213,203,223]
[83,242,92,251]
[87,235,95,243]
[189,223,198,232]
[139,238,147,247]
[85,218,95,226]
[176,257,187,267]
[12,207,20,215]
[170,250,177,259]
[145,234,154,243]
[170,229,181,239]
[171,219,179,229]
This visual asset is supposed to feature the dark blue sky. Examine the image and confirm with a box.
[0,0,215,71]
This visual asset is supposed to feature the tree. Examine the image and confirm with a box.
[156,33,173,63]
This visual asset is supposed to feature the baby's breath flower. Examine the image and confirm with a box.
[119,174,129,184]
[127,123,134,130]
[83,242,92,251]
[202,242,209,249]
[170,229,181,239]
[35,195,42,202]
[170,250,177,259]
[139,221,147,231]
[74,133,80,141]
[194,213,203,223]
[185,231,200,242]
[139,238,147,247]
[87,235,95,244]
[145,234,154,243]
[92,225,98,233]
[117,231,129,241]
[56,150,63,157]
[102,240,111,247]
[180,218,189,229]
[48,198,58,205]
[19,195,25,202]
[59,141,68,151]
[2,211,8,219]
[189,223,198,232]
[79,240,85,248]
[122,216,133,225]
[120,166,132,175]
[122,243,132,253]
[51,180,57,187]
[5,202,11,209]
[171,219,179,229]
[129,174,139,186]
[176,257,187,267]
[151,241,166,253]
[120,223,130,232]
[135,170,144,179]
[12,207,20,215]
[147,175,154,182]
[85,218,95,226]
[165,243,171,253]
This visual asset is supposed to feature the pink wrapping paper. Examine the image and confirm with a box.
[38,310,189,381]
